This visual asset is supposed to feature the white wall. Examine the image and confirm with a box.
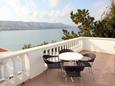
[27,49,47,78]
[82,37,115,54]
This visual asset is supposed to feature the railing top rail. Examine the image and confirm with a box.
[0,37,82,61]
[81,37,115,41]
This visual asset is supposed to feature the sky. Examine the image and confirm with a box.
[0,0,112,25]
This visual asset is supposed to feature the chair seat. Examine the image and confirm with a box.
[48,62,61,69]
[82,53,96,62]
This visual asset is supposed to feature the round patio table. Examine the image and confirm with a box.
[59,52,83,61]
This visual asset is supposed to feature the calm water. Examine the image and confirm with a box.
[0,28,77,51]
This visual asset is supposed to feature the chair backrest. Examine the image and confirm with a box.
[43,55,51,63]
[63,65,84,77]
[43,55,55,59]
[59,49,74,54]
[43,55,58,63]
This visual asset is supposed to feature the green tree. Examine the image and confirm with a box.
[101,0,115,37]
[62,29,78,40]
[22,44,32,49]
[93,20,113,37]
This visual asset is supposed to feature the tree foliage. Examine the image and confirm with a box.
[22,44,32,49]
[100,0,115,37]
[71,9,95,37]
[62,29,78,40]
[62,1,115,40]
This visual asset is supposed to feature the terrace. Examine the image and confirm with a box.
[0,37,115,86]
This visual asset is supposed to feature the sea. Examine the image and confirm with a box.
[0,28,78,51]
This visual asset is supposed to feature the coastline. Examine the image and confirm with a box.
[0,27,74,31]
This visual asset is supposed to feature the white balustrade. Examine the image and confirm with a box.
[0,37,115,86]
[0,53,30,86]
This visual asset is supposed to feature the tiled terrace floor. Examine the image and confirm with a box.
[20,51,115,86]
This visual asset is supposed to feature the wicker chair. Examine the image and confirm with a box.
[77,53,96,80]
[62,65,84,86]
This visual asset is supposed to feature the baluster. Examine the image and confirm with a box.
[4,60,9,86]
[20,53,30,82]
[71,42,73,48]
[72,41,74,47]
[67,44,69,48]
[65,44,67,49]
[64,45,66,49]
[12,57,18,86]
[74,41,75,47]
[56,47,59,55]
[69,42,71,48]
[68,43,70,49]
[46,50,47,55]
[61,46,63,50]
[70,42,72,49]
[20,54,26,76]
[24,53,30,77]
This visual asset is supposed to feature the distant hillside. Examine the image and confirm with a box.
[0,21,76,31]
